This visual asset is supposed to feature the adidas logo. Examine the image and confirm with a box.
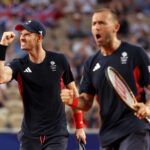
[24,67,32,73]
[93,63,101,72]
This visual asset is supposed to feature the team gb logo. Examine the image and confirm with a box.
[120,52,128,64]
[50,61,56,71]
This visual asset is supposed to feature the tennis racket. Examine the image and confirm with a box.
[105,66,150,123]
[77,138,86,150]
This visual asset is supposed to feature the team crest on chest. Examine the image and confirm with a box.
[120,52,128,64]
[50,61,56,71]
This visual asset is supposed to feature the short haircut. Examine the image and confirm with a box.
[94,8,119,24]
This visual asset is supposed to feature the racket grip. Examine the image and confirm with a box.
[78,138,86,150]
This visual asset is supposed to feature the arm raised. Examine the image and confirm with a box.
[0,32,15,83]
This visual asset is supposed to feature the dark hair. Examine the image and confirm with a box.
[94,8,119,24]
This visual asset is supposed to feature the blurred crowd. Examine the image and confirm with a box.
[0,0,149,130]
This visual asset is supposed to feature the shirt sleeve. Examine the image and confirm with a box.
[79,60,96,95]
[136,47,150,87]
[8,59,20,80]
[62,55,74,85]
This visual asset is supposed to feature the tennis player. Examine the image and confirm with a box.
[0,20,86,150]
[61,8,150,150]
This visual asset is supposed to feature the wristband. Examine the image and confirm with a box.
[69,96,78,108]
[0,45,7,60]
[73,112,84,129]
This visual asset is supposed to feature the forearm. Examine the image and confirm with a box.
[0,45,8,83]
[66,82,93,111]
[73,110,86,145]
[134,85,150,118]
[0,32,14,83]
[145,85,150,103]
[0,61,6,72]
[77,94,93,111]
[145,95,150,107]
[0,39,9,71]
[145,86,150,113]
[72,109,84,129]
[70,93,94,111]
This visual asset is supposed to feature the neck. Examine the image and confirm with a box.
[29,46,46,64]
[101,38,121,56]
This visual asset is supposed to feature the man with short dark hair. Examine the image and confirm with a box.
[61,8,150,150]
[0,20,86,150]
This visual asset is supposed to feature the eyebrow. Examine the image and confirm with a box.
[20,31,35,35]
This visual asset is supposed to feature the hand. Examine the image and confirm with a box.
[61,89,74,105]
[75,128,86,145]
[0,32,15,46]
[133,102,150,120]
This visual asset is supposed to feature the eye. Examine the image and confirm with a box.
[26,33,30,36]
[92,22,96,26]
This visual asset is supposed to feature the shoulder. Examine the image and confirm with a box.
[122,41,149,62]
[7,54,29,73]
[122,41,145,53]
[46,50,66,60]
[9,54,28,65]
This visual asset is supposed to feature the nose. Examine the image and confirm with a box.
[95,24,101,31]
[20,34,24,41]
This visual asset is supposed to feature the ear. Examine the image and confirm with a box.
[114,23,120,33]
[37,34,43,42]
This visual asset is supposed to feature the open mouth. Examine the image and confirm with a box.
[96,34,101,39]
[21,42,26,47]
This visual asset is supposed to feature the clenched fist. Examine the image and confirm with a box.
[0,32,15,46]
[61,89,74,105]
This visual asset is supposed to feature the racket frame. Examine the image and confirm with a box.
[105,66,150,123]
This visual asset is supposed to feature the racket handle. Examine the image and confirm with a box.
[78,138,86,150]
